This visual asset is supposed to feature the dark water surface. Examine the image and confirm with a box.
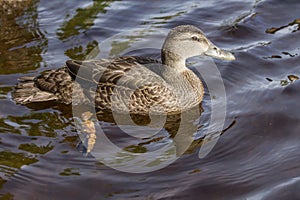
[1,0,300,199]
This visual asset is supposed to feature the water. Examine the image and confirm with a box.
[1,0,300,199]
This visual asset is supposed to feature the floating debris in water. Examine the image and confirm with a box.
[266,27,278,34]
[271,55,282,59]
[280,80,290,86]
[287,75,299,82]
[188,168,201,174]
[263,55,282,59]
[266,18,300,34]
[263,51,299,59]
[267,75,298,86]
[266,77,273,82]
[280,75,299,86]
[282,52,298,57]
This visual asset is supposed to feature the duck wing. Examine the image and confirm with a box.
[66,56,162,86]
[66,56,180,114]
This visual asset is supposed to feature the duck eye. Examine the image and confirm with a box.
[191,36,199,41]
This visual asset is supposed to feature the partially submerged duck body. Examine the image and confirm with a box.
[13,25,235,114]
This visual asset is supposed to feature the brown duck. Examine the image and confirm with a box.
[13,25,235,114]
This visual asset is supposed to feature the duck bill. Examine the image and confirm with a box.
[204,44,235,61]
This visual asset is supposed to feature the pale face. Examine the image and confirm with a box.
[162,25,235,61]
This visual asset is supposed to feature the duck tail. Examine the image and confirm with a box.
[12,76,57,104]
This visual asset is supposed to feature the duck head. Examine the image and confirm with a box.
[162,25,235,69]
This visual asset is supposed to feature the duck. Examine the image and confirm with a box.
[12,25,235,114]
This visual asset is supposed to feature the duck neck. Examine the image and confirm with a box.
[161,50,186,71]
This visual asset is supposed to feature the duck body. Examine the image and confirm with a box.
[13,25,234,114]
[14,56,203,114]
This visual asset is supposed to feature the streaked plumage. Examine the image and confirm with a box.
[13,25,235,114]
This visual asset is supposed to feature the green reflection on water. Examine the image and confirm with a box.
[0,151,38,169]
[151,11,186,21]
[0,177,7,190]
[59,168,80,176]
[0,119,20,135]
[65,40,99,60]
[57,0,112,40]
[141,11,186,25]
[0,87,12,99]
[108,29,151,57]
[0,193,14,200]
[18,142,54,154]
[123,145,147,153]
[0,111,69,137]
[0,0,47,75]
